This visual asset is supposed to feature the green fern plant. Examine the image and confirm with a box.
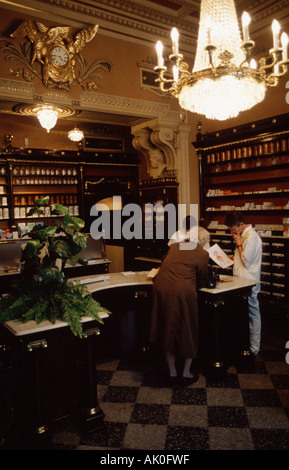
[0,196,110,337]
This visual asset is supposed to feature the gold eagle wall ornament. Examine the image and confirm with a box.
[0,20,112,90]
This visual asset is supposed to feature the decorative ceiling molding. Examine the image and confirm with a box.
[1,0,198,57]
[80,91,180,124]
[1,0,289,59]
[0,77,179,127]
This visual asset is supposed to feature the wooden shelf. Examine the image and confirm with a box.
[206,209,289,213]
[193,112,289,310]
[206,191,289,199]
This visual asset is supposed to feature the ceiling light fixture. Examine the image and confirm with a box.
[37,106,58,133]
[14,103,77,133]
[154,0,289,120]
[68,126,84,142]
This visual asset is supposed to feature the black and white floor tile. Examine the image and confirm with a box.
[51,312,289,451]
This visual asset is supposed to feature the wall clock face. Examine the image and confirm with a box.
[51,46,69,67]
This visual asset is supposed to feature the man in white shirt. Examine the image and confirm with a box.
[225,211,262,356]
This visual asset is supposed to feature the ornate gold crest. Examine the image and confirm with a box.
[0,20,112,90]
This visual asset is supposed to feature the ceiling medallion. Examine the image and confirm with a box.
[0,21,112,91]
[14,103,77,133]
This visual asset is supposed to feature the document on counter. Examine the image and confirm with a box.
[208,243,234,269]
[72,276,110,285]
[147,268,159,279]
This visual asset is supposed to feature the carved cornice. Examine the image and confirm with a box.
[0,78,35,101]
[12,0,197,57]
[0,78,78,107]
[38,0,198,32]
[0,78,179,127]
[2,0,288,62]
[80,91,179,123]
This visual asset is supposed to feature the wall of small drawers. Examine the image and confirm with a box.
[209,231,289,310]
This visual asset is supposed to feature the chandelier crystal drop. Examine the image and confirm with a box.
[154,0,289,121]
[68,127,84,142]
[37,106,58,133]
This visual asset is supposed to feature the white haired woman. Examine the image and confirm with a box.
[150,227,210,386]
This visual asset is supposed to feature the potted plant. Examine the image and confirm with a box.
[0,196,110,337]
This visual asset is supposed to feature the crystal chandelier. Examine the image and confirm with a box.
[37,106,58,132]
[154,0,289,120]
[68,126,84,142]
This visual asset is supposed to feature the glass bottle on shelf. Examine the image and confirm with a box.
[226,149,231,160]
[281,139,287,151]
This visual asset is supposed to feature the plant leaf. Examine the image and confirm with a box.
[35,195,50,206]
[51,203,69,215]
[73,231,88,249]
[63,213,85,229]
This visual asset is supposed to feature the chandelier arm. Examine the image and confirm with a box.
[259,54,278,78]
[205,45,216,68]
[265,60,289,86]
[240,40,255,67]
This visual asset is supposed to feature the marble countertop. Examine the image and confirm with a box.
[2,272,258,336]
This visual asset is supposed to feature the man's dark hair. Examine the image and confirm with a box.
[184,215,197,230]
[224,211,245,227]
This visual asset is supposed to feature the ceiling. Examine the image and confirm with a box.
[0,0,289,127]
[4,0,289,57]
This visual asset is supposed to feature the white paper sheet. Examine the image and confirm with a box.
[208,243,234,269]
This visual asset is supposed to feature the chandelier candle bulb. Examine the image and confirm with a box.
[173,65,179,83]
[272,20,281,50]
[171,27,179,55]
[281,32,289,61]
[205,17,212,46]
[156,41,164,67]
[242,12,251,42]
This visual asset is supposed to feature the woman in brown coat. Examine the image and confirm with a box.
[150,227,209,386]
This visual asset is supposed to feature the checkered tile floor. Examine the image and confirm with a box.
[52,312,289,451]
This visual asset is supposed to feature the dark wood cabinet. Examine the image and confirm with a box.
[193,113,289,230]
[0,318,105,449]
[0,147,139,234]
[193,113,289,313]
[131,177,179,270]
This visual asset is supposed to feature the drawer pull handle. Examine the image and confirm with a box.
[134,291,148,299]
[83,328,100,338]
[27,339,48,352]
